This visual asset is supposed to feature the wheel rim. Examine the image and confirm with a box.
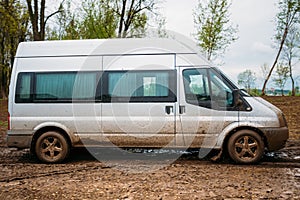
[40,136,63,160]
[234,135,259,161]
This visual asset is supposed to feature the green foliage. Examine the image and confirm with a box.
[193,0,238,61]
[128,12,148,38]
[275,0,300,38]
[113,0,156,38]
[0,0,29,98]
[296,86,300,94]
[80,0,117,39]
[276,0,300,96]
[249,88,261,97]
[47,0,160,40]
[0,120,8,127]
[1,0,163,98]
[272,64,290,96]
[47,0,117,40]
[47,0,81,40]
[237,69,256,94]
[262,0,300,95]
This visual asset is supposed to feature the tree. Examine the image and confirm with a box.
[281,26,300,96]
[296,85,300,94]
[261,0,300,95]
[260,63,271,82]
[48,0,161,40]
[26,0,63,41]
[237,69,257,93]
[113,0,156,38]
[46,0,80,40]
[156,15,168,38]
[0,0,29,98]
[79,0,117,39]
[273,64,290,96]
[193,0,238,61]
[47,0,117,40]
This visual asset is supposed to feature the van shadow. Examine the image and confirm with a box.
[68,147,204,163]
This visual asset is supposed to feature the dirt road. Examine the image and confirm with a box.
[0,145,299,200]
[0,97,299,199]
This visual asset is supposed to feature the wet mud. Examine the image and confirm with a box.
[0,97,299,199]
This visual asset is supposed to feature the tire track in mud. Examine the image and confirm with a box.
[0,159,299,184]
[1,140,299,184]
[0,163,110,183]
[260,162,300,168]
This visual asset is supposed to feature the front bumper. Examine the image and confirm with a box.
[6,130,33,149]
[261,127,289,151]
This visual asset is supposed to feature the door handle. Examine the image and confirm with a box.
[179,105,185,114]
[165,106,174,115]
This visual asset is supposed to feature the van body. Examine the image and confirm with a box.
[7,39,289,163]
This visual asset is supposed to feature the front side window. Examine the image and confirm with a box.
[183,68,211,108]
[183,68,233,110]
[209,70,233,107]
[104,70,176,102]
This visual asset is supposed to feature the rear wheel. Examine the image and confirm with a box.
[35,131,70,163]
[227,130,264,164]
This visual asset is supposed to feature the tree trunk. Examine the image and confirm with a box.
[40,0,46,40]
[289,59,295,96]
[0,35,4,99]
[118,0,127,38]
[261,27,288,96]
[122,0,135,38]
[33,0,40,40]
[26,0,45,41]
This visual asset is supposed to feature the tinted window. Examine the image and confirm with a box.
[16,73,33,103]
[16,72,99,103]
[35,72,97,100]
[183,68,211,108]
[183,68,233,109]
[104,70,176,102]
[209,70,233,107]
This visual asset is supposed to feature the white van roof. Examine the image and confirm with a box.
[15,38,198,58]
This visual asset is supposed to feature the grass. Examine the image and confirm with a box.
[0,121,8,130]
[0,99,8,130]
[0,121,7,126]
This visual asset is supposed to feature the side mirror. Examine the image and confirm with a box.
[233,89,243,108]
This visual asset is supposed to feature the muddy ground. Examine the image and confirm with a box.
[0,97,299,199]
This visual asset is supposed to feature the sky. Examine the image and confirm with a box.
[161,0,300,88]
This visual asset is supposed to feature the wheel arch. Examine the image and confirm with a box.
[30,125,73,155]
[222,126,267,152]
[217,122,268,152]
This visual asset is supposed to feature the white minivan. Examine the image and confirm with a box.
[7,38,289,164]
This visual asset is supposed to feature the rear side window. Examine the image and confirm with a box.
[16,73,33,103]
[15,70,176,103]
[103,70,176,102]
[15,72,99,103]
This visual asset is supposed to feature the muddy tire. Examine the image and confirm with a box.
[35,131,70,163]
[227,130,264,164]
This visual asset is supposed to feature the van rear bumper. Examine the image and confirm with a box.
[261,127,289,151]
[6,130,33,149]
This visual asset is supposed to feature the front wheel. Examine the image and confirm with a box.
[227,130,264,164]
[35,131,70,163]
